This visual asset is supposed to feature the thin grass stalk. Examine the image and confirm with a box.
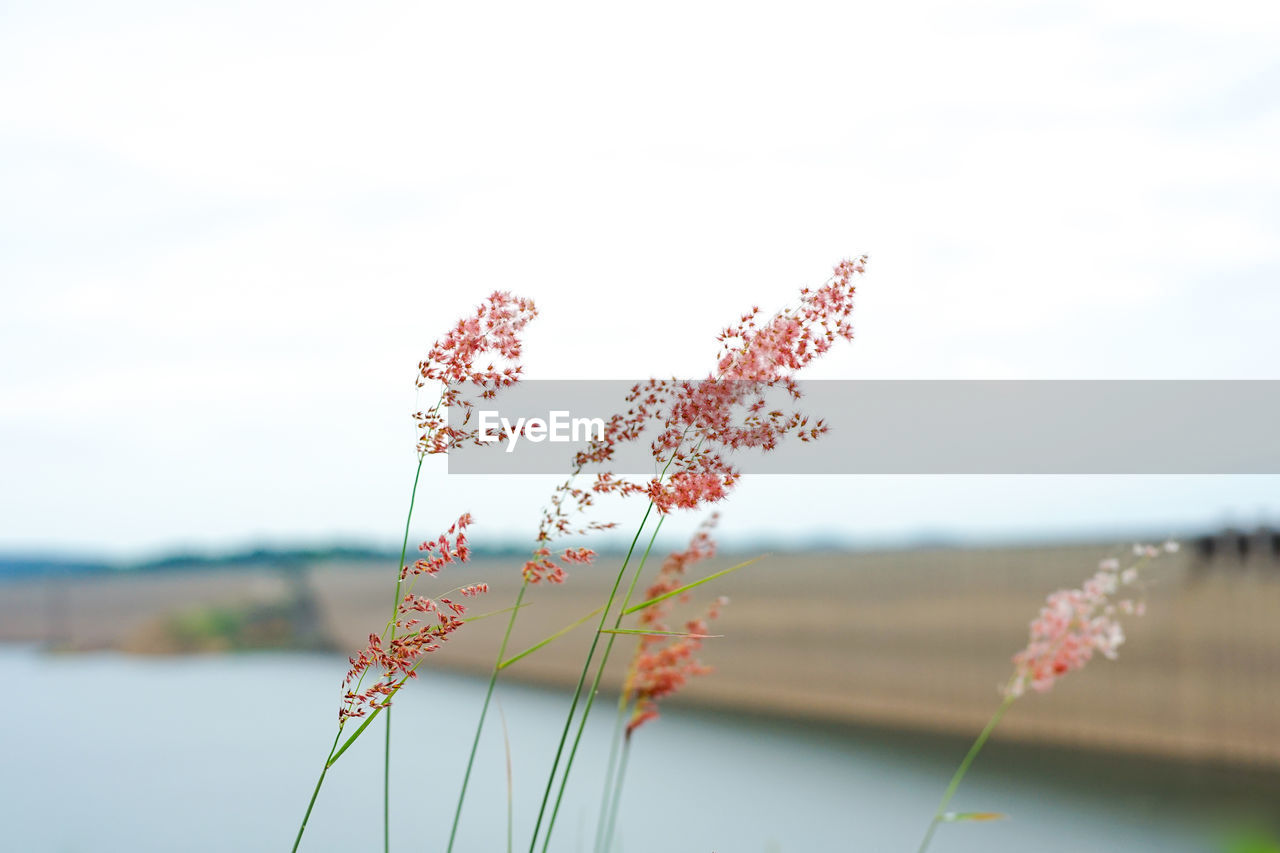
[540,515,665,852]
[591,554,752,850]
[592,691,634,853]
[496,699,514,853]
[290,729,343,853]
[592,694,631,853]
[600,736,633,853]
[291,663,423,849]
[539,433,700,853]
[289,605,498,852]
[383,455,426,853]
[526,503,656,853]
[916,693,1016,853]
[446,581,529,852]
[384,709,393,852]
[291,457,425,853]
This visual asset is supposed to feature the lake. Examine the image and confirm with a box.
[0,645,1266,852]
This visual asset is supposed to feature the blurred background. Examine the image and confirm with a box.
[2,1,1278,851]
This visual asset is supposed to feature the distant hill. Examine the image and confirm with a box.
[0,542,540,581]
[0,556,112,581]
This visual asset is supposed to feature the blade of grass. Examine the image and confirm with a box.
[942,812,1006,823]
[619,555,764,616]
[290,728,343,853]
[329,709,382,766]
[598,628,722,638]
[461,601,532,624]
[916,693,1016,853]
[498,605,606,670]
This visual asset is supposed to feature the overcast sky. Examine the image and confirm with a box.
[2,1,1278,559]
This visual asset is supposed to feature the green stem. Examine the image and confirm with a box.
[383,707,392,853]
[447,581,529,852]
[385,455,426,853]
[291,454,425,853]
[601,736,632,853]
[592,695,631,853]
[496,699,515,853]
[527,503,656,853]
[541,514,665,852]
[916,694,1016,853]
[290,728,343,853]
[330,707,382,766]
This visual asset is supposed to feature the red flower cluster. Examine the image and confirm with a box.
[715,256,863,381]
[403,512,472,580]
[521,545,597,585]
[340,514,485,722]
[523,258,866,581]
[413,291,537,455]
[623,515,726,736]
[642,257,864,513]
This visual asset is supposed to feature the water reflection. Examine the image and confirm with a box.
[0,647,1271,852]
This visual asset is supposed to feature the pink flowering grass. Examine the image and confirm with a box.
[624,514,726,737]
[442,258,867,853]
[915,540,1178,853]
[291,292,536,853]
[594,515,727,852]
[290,516,507,852]
[292,260,868,853]
[1005,546,1158,699]
[532,255,866,546]
[339,513,480,723]
[413,291,537,455]
[284,259,1184,853]
[525,259,866,853]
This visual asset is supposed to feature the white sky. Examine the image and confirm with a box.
[2,1,1278,559]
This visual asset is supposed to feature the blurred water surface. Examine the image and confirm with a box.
[0,646,1264,852]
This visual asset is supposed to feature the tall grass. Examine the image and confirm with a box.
[287,259,1173,853]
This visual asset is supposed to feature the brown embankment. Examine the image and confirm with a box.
[3,542,1278,770]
